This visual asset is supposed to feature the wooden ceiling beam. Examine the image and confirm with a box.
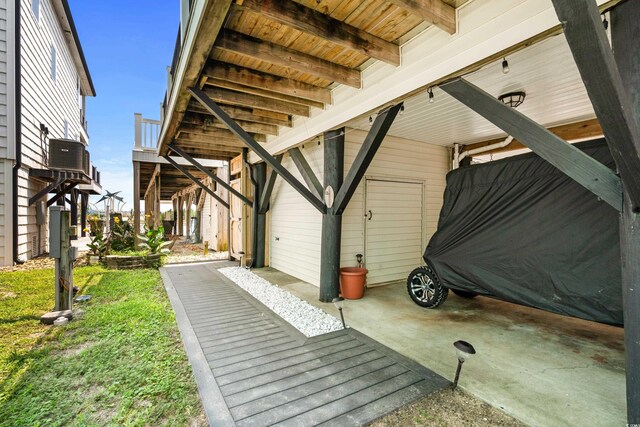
[173,146,238,159]
[387,0,456,34]
[186,101,292,127]
[203,62,331,104]
[462,118,603,155]
[233,0,400,66]
[204,77,324,109]
[176,126,266,143]
[215,30,361,88]
[181,112,279,135]
[203,86,310,117]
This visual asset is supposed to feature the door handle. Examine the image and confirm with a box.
[367,210,373,220]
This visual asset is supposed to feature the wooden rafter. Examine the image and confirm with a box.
[233,0,400,66]
[176,126,266,143]
[182,112,279,135]
[187,101,292,127]
[203,62,331,105]
[203,86,310,117]
[205,77,324,109]
[215,30,361,88]
[462,118,603,155]
[387,0,456,34]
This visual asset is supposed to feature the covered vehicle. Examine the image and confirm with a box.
[407,139,622,325]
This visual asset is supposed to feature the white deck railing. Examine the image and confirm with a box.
[134,113,161,151]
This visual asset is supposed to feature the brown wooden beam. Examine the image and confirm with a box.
[182,112,279,135]
[203,62,331,104]
[462,118,603,155]
[387,0,456,34]
[176,126,266,143]
[187,102,292,127]
[204,77,324,109]
[203,86,310,117]
[215,30,361,88]
[234,0,400,65]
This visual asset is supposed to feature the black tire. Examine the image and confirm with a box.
[407,266,448,308]
[452,289,478,299]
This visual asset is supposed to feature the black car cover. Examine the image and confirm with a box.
[424,139,622,325]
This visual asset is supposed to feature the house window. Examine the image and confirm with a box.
[50,45,56,81]
[31,0,39,21]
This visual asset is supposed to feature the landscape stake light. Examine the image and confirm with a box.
[452,340,476,390]
[332,297,346,329]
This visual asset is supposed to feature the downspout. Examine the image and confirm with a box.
[12,0,22,264]
[242,149,258,269]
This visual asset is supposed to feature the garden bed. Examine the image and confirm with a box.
[104,253,162,269]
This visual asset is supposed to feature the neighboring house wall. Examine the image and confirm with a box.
[18,0,85,260]
[270,129,449,287]
[0,0,16,266]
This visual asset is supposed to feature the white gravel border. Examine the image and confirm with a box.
[219,267,342,337]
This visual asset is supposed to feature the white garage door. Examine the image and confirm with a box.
[365,179,424,285]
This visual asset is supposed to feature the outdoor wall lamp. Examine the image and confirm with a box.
[452,340,476,390]
[332,297,346,329]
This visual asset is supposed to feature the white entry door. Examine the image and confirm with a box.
[365,179,424,285]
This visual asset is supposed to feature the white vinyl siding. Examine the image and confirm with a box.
[269,129,449,287]
[30,0,38,21]
[16,0,86,260]
[0,0,14,266]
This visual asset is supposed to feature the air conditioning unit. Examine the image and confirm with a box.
[83,150,90,175]
[49,139,85,173]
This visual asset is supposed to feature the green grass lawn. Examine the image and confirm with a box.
[0,266,205,427]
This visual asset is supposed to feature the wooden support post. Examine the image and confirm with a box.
[185,193,193,240]
[155,166,161,228]
[611,2,640,422]
[289,147,323,199]
[57,209,72,311]
[177,196,184,236]
[189,87,326,213]
[48,182,78,207]
[333,103,404,215]
[168,145,253,207]
[253,162,267,268]
[80,192,88,237]
[133,161,141,236]
[194,189,203,243]
[258,154,283,214]
[70,190,78,240]
[172,198,178,234]
[319,128,345,302]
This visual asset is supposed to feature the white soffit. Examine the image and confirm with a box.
[350,34,596,147]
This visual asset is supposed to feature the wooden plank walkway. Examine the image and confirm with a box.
[161,262,449,426]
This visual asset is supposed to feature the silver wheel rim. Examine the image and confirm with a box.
[410,272,436,302]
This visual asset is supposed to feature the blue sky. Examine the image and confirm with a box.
[68,1,179,209]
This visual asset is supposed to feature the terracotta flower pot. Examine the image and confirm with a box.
[340,267,368,299]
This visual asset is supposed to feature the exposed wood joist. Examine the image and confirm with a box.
[159,0,233,156]
[144,164,161,199]
[203,86,310,117]
[173,140,244,154]
[552,0,640,210]
[233,0,400,66]
[187,101,292,127]
[203,62,331,105]
[441,78,622,211]
[205,77,324,109]
[462,118,603,155]
[47,182,78,207]
[215,30,361,88]
[181,112,279,135]
[387,0,456,34]
[190,87,326,213]
[176,126,266,143]
[174,146,238,159]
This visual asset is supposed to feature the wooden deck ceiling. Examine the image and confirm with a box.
[140,162,208,200]
[160,0,462,160]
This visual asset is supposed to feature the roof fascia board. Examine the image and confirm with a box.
[248,0,612,163]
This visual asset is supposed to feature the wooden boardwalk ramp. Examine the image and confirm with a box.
[161,262,449,426]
